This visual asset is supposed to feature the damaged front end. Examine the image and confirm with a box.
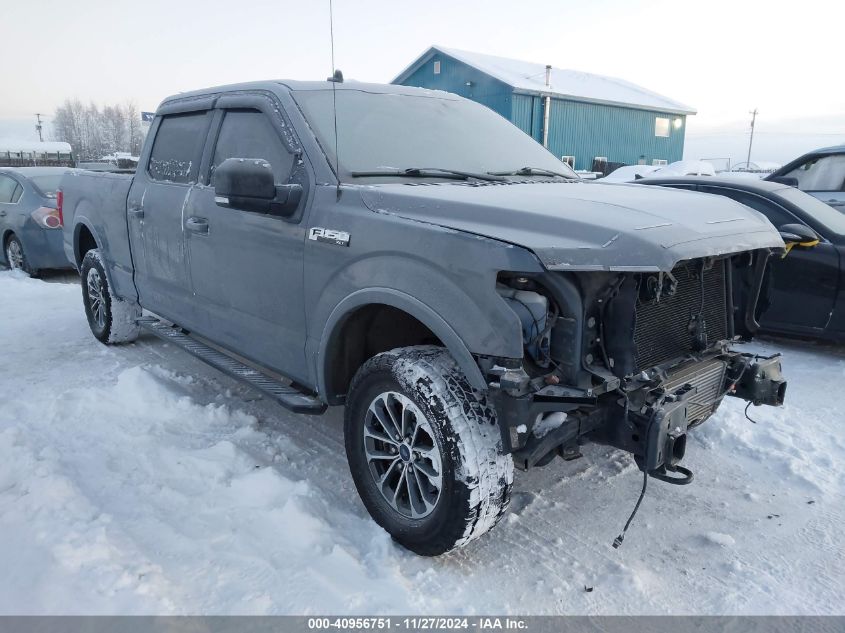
[484,248,787,482]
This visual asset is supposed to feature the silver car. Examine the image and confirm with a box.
[0,167,73,276]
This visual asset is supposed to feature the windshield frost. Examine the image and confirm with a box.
[293,89,577,180]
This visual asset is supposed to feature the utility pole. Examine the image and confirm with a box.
[746,108,758,167]
[35,113,44,142]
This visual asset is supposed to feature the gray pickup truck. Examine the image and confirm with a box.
[60,79,787,555]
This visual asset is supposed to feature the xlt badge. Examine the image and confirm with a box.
[308,227,350,247]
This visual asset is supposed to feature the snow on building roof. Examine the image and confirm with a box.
[394,46,696,116]
[0,139,72,153]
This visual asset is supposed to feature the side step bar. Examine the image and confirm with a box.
[137,316,327,415]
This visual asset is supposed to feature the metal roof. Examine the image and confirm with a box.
[0,139,72,153]
[393,46,697,116]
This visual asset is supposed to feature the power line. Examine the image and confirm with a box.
[689,130,845,138]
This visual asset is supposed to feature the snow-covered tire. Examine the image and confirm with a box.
[4,234,37,277]
[344,346,513,556]
[80,249,140,344]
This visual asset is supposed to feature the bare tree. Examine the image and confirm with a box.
[53,99,86,157]
[125,101,145,156]
[102,104,127,156]
[84,102,105,160]
[53,98,147,161]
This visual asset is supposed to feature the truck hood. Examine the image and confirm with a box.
[359,181,784,271]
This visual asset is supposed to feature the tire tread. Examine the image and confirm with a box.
[346,346,513,555]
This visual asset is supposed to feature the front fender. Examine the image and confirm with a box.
[317,287,488,395]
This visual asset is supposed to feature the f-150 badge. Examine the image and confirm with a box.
[309,227,350,246]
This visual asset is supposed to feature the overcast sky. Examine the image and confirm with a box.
[2,0,842,163]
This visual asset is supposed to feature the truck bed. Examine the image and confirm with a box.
[60,169,137,300]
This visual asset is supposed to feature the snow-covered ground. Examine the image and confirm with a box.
[1,270,843,615]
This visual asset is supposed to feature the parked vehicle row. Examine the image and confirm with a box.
[55,78,788,556]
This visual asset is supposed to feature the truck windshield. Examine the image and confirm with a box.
[292,89,578,181]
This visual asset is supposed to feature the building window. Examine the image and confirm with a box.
[655,117,670,137]
[652,159,668,166]
[433,60,441,75]
[561,155,575,168]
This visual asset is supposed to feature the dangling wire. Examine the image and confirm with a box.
[744,401,758,424]
[613,403,659,549]
[328,0,341,200]
[613,464,649,549]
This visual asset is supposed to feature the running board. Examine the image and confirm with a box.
[137,316,327,414]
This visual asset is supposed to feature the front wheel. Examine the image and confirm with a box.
[80,249,141,344]
[345,346,513,556]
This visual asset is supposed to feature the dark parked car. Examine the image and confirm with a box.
[634,176,845,342]
[766,145,845,212]
[0,167,73,276]
[59,80,786,555]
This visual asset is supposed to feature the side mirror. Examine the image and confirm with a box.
[214,158,302,216]
[778,223,820,257]
[769,176,799,188]
[778,223,818,243]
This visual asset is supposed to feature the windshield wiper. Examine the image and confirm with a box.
[350,167,505,182]
[487,166,579,179]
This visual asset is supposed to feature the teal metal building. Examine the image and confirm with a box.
[393,46,696,172]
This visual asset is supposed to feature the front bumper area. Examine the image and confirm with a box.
[490,351,786,473]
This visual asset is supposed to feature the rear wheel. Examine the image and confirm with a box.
[80,249,140,344]
[345,346,513,556]
[4,234,36,276]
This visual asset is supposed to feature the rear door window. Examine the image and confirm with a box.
[0,175,18,203]
[147,112,209,184]
[211,109,294,185]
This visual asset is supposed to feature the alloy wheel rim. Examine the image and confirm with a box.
[86,268,106,329]
[6,241,23,270]
[363,391,443,519]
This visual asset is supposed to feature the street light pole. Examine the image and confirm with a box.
[746,108,758,167]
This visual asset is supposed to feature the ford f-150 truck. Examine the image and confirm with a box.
[60,79,787,556]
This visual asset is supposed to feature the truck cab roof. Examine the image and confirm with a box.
[158,79,454,113]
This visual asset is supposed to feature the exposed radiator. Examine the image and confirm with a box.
[663,358,727,425]
[634,259,728,371]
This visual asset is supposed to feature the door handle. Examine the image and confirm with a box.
[185,217,209,234]
[128,206,144,218]
[0,210,6,217]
